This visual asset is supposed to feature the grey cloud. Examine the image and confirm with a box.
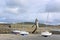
[6,0,28,14]
[6,0,27,8]
[0,0,60,25]
[45,0,60,12]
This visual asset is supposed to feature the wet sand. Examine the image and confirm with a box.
[0,34,60,40]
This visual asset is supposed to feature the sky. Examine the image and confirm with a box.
[0,0,60,25]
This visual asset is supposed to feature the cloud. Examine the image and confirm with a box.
[6,0,29,8]
[5,7,19,14]
[46,0,60,12]
[0,0,60,25]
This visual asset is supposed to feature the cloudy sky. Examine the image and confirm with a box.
[0,0,60,25]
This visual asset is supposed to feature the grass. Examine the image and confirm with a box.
[0,23,60,34]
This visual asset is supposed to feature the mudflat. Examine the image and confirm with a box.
[0,34,60,40]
